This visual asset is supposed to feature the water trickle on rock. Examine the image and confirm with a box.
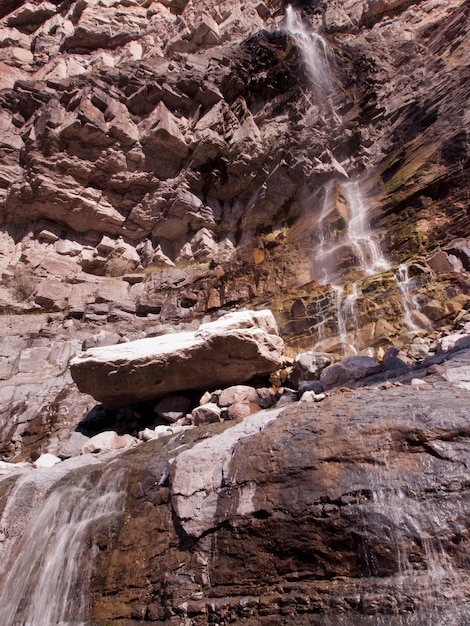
[284,7,424,355]
[284,6,332,97]
[396,263,426,334]
[0,461,126,626]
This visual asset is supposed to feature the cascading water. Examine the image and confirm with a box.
[284,8,391,353]
[396,263,426,333]
[284,5,332,97]
[343,180,390,277]
[356,447,470,625]
[0,458,126,626]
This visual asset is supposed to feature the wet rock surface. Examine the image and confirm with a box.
[2,373,468,624]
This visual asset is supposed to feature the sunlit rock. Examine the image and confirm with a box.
[33,453,61,468]
[70,310,284,407]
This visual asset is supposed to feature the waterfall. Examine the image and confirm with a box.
[334,284,359,355]
[0,460,126,626]
[358,467,469,623]
[396,263,424,333]
[284,7,390,353]
[342,181,389,277]
[284,5,332,97]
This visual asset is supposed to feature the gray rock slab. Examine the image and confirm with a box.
[70,310,284,407]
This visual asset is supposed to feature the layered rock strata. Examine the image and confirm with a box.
[0,0,467,352]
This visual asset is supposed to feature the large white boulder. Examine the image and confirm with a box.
[70,310,284,407]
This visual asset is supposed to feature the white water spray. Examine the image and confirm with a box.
[334,284,359,355]
[343,180,389,276]
[284,6,392,353]
[396,263,424,333]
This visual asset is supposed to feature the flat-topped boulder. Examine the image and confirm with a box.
[70,310,284,408]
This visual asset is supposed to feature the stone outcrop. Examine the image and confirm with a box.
[0,0,467,356]
[3,368,470,624]
[70,310,284,407]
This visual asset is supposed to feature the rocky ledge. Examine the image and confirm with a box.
[70,309,284,407]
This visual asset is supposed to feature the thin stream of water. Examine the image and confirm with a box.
[284,8,392,353]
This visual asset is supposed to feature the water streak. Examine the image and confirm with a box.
[334,284,359,355]
[396,263,423,333]
[343,180,389,276]
[284,5,332,96]
[0,463,126,626]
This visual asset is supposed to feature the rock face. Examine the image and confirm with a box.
[2,372,470,624]
[0,0,467,355]
[70,310,284,407]
[0,0,470,622]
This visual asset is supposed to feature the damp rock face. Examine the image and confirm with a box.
[70,310,284,407]
[72,376,470,624]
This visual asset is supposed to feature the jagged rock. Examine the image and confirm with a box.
[320,356,382,389]
[70,310,284,407]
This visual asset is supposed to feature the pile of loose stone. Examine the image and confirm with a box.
[11,307,470,470]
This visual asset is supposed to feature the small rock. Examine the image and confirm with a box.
[298,380,325,395]
[226,401,260,421]
[256,386,277,408]
[191,402,221,426]
[38,229,59,243]
[437,333,470,353]
[34,453,61,468]
[81,431,135,454]
[58,431,90,459]
[411,378,432,391]
[299,390,316,403]
[218,385,259,407]
[153,425,175,439]
[426,364,446,376]
[199,391,212,405]
[381,346,412,371]
[83,330,121,350]
[275,392,298,407]
[288,351,332,388]
[138,428,157,441]
[320,356,382,390]
[407,338,430,361]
